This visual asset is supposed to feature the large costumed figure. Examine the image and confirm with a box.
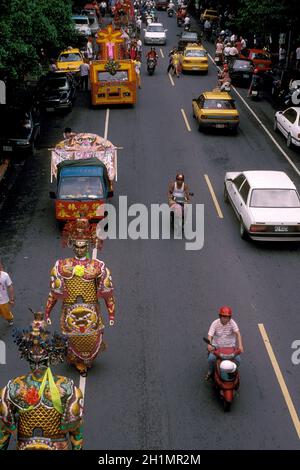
[0,311,83,450]
[45,217,116,376]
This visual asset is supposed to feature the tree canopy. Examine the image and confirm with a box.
[0,0,78,81]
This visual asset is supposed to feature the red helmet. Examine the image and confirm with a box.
[176,173,184,181]
[219,306,232,317]
[253,68,259,74]
[223,64,229,71]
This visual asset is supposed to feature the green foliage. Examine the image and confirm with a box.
[0,0,78,81]
[235,0,300,34]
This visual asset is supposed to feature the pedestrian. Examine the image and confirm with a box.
[279,45,286,68]
[86,38,94,60]
[134,58,141,89]
[296,44,300,71]
[49,59,57,72]
[0,260,14,326]
[80,60,90,91]
[172,51,181,77]
[167,47,176,74]
[100,0,107,17]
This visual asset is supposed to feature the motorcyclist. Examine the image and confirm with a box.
[167,0,175,10]
[247,69,263,97]
[176,7,185,24]
[168,173,191,206]
[205,306,244,380]
[146,47,158,65]
[184,15,191,28]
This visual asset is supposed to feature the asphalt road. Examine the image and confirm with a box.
[1,12,300,450]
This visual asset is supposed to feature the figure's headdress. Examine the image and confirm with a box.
[13,310,67,368]
[62,216,103,251]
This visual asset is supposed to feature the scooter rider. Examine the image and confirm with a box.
[218,63,231,90]
[146,47,158,64]
[184,15,191,28]
[205,306,244,380]
[247,69,263,97]
[168,173,191,206]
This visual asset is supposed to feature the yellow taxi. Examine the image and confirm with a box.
[181,44,208,73]
[200,9,219,22]
[56,48,84,74]
[192,91,239,132]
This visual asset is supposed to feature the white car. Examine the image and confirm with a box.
[224,170,300,241]
[274,107,300,148]
[71,15,92,37]
[144,23,167,45]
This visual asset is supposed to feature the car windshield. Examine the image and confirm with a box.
[251,52,269,60]
[182,33,198,40]
[203,99,235,109]
[42,78,68,90]
[206,10,217,15]
[234,60,252,69]
[74,18,89,25]
[58,53,82,62]
[147,25,164,32]
[97,71,128,82]
[59,176,104,199]
[185,50,206,57]
[250,189,300,208]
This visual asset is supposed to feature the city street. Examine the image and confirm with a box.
[1,11,300,450]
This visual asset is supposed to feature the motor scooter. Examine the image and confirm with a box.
[170,193,193,236]
[203,337,240,411]
[147,57,156,75]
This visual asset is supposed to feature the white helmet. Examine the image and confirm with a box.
[220,360,237,373]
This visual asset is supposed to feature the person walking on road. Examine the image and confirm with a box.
[0,261,14,326]
[80,60,90,91]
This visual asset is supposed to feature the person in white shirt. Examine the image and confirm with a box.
[80,60,90,90]
[0,261,14,325]
[296,45,300,70]
[205,306,244,380]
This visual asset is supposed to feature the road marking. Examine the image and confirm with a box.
[204,174,224,219]
[181,108,191,132]
[160,48,164,58]
[207,52,300,178]
[258,323,300,440]
[79,375,87,399]
[168,73,175,86]
[104,108,110,140]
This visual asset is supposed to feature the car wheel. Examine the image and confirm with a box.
[240,218,248,240]
[223,185,229,203]
[287,133,292,148]
[273,118,278,132]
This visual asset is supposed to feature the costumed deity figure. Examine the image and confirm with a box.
[0,311,83,450]
[45,217,115,376]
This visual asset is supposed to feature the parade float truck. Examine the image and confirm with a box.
[90,25,137,106]
[50,133,117,224]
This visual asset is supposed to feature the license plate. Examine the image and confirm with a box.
[192,67,200,70]
[215,57,220,62]
[243,74,249,78]
[216,124,225,128]
[252,91,258,96]
[274,226,288,232]
[3,146,12,151]
[46,107,55,112]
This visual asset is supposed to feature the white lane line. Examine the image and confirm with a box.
[104,108,110,140]
[160,48,165,58]
[207,51,300,178]
[181,108,192,132]
[168,73,175,86]
[79,375,87,400]
[204,174,224,219]
[258,323,300,440]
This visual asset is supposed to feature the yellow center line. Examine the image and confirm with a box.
[168,73,175,87]
[204,174,224,219]
[181,108,191,132]
[160,48,164,58]
[258,323,300,440]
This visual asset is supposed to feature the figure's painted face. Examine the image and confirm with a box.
[74,135,97,147]
[28,338,48,371]
[73,242,88,258]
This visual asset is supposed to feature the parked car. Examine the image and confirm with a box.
[240,48,272,72]
[155,0,168,10]
[192,91,239,132]
[56,48,84,76]
[274,107,300,148]
[177,31,201,51]
[36,72,77,113]
[71,14,91,37]
[229,58,254,85]
[144,23,167,45]
[181,45,208,73]
[81,8,100,35]
[224,170,300,241]
[0,104,40,157]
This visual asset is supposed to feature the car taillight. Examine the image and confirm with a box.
[250,224,267,232]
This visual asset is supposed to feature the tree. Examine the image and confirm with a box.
[0,0,78,81]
